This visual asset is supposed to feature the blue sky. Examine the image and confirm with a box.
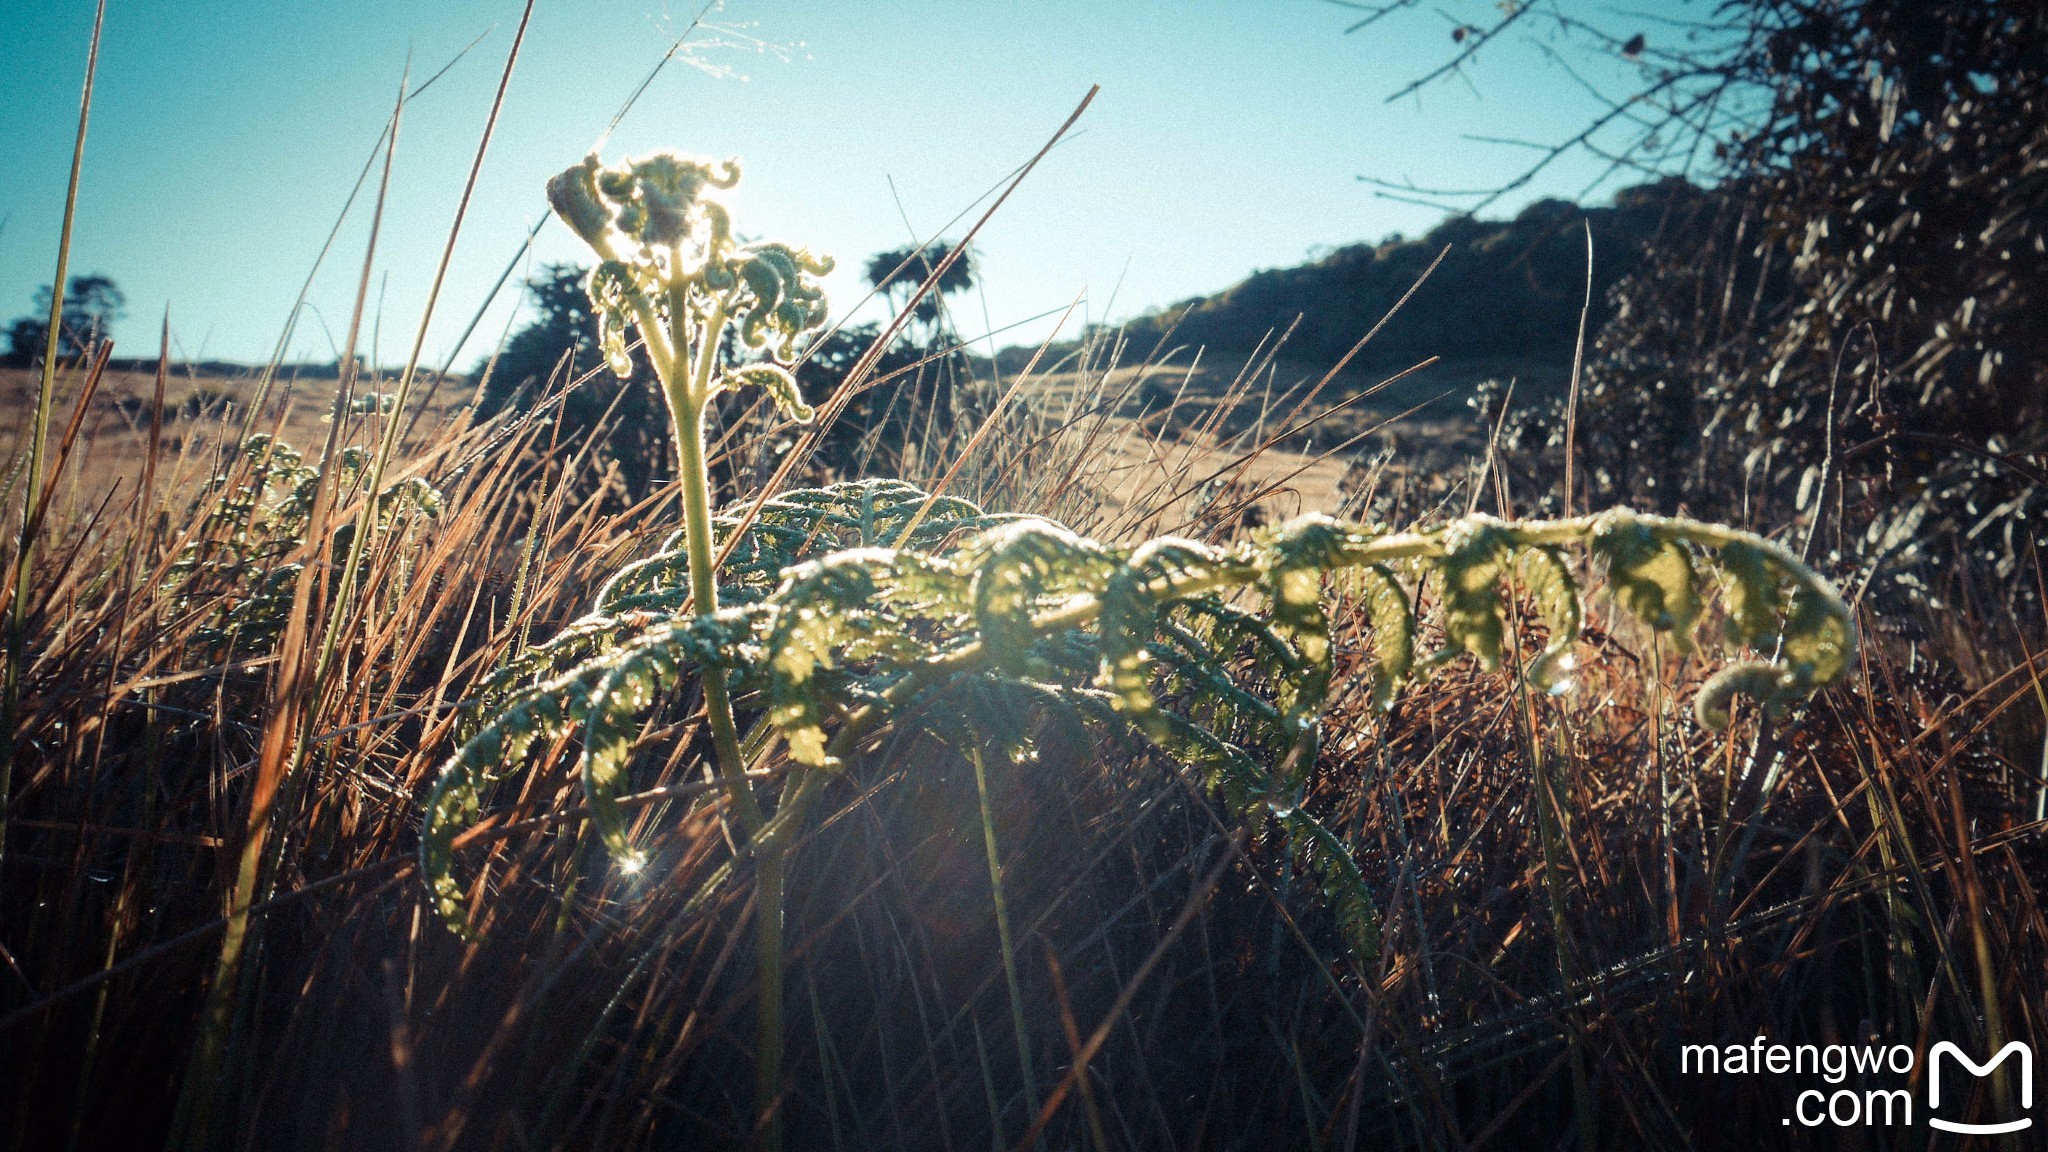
[0,1,1670,367]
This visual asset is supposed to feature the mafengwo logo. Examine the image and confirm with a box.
[1681,1036,2035,1131]
[1928,1041,2033,1135]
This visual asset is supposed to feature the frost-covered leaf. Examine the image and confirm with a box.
[1433,517,1510,669]
[1097,537,1220,737]
[1591,511,1701,647]
[1354,563,1415,712]
[1516,545,1582,692]
[1716,540,1783,650]
[971,520,1109,674]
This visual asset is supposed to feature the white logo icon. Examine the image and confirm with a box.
[1928,1041,2034,1135]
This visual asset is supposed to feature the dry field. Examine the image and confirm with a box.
[0,363,475,499]
[1003,352,1490,538]
[0,344,1490,538]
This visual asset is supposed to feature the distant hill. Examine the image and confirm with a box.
[1097,177,1711,399]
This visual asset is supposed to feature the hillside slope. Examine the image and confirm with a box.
[1108,178,1710,398]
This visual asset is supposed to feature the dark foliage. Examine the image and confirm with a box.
[479,263,673,501]
[1549,0,2048,612]
[780,241,984,480]
[864,240,976,327]
[793,321,965,478]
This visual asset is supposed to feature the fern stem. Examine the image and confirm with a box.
[675,400,762,832]
[685,386,786,1147]
[748,758,829,1152]
[646,296,764,835]
[653,291,787,1149]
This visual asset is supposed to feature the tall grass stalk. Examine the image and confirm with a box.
[181,11,531,1137]
[173,72,409,1152]
[0,0,105,889]
[969,745,1043,1146]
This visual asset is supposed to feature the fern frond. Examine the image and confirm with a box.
[1591,510,1703,648]
[421,664,607,934]
[1430,516,1511,670]
[1098,536,1231,735]
[1352,563,1415,712]
[971,519,1112,675]
[425,484,1857,956]
[764,547,963,768]
[580,607,766,864]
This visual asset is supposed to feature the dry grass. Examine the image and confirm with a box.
[0,321,2040,1150]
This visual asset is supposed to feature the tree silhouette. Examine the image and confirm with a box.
[863,241,975,331]
[5,274,125,365]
